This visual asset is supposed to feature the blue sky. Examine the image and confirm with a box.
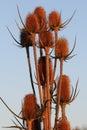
[0,0,87,129]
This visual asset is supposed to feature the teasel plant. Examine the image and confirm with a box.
[0,5,79,130]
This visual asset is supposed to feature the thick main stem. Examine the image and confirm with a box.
[26,47,36,96]
[45,48,51,130]
[54,58,63,129]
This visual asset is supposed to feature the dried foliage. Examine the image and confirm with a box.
[0,5,78,130]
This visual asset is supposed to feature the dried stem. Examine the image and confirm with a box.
[61,103,66,118]
[45,48,51,130]
[33,42,43,106]
[53,30,58,80]
[54,58,63,129]
[26,47,36,96]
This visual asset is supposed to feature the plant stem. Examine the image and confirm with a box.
[53,30,58,80]
[33,42,43,106]
[45,48,51,130]
[26,47,36,96]
[54,58,63,129]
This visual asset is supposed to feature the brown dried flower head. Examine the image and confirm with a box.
[26,13,40,33]
[58,75,70,103]
[22,94,37,120]
[38,56,53,86]
[58,118,71,130]
[39,31,54,48]
[20,28,35,47]
[55,37,69,59]
[48,11,62,30]
[34,6,46,30]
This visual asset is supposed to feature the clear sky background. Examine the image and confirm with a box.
[0,0,87,129]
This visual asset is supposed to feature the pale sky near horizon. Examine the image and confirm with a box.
[0,0,87,129]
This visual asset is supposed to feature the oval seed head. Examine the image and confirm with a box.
[34,6,47,30]
[58,75,70,103]
[55,37,69,59]
[58,118,71,130]
[26,13,40,33]
[20,28,35,47]
[38,56,53,86]
[22,94,37,120]
[39,31,54,48]
[48,11,62,30]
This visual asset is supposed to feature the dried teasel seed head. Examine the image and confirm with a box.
[25,13,40,33]
[34,6,47,30]
[55,37,69,59]
[38,56,53,86]
[58,75,70,103]
[39,31,54,49]
[22,94,37,120]
[48,11,62,30]
[20,28,35,47]
[57,118,71,130]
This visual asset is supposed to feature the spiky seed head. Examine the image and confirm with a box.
[20,28,35,47]
[55,37,69,59]
[34,6,47,30]
[26,13,40,33]
[38,56,53,86]
[39,31,54,48]
[22,94,37,120]
[57,118,71,130]
[48,11,62,30]
[58,75,70,103]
